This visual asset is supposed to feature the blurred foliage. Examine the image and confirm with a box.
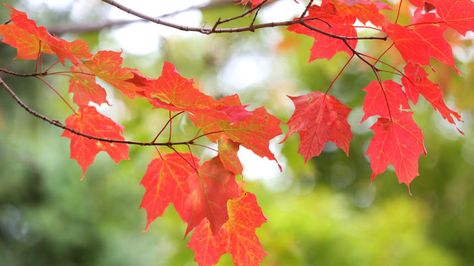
[1,1,474,266]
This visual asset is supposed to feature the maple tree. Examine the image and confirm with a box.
[0,0,472,265]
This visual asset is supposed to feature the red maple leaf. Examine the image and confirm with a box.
[239,0,265,8]
[140,152,199,230]
[384,16,455,68]
[323,0,390,26]
[218,136,243,175]
[184,157,240,235]
[402,63,462,125]
[0,5,91,63]
[288,3,357,61]
[138,62,251,122]
[189,95,282,164]
[140,154,239,235]
[62,106,129,175]
[366,112,426,187]
[429,0,474,35]
[284,91,352,161]
[361,80,410,121]
[68,64,109,106]
[83,50,143,98]
[189,192,267,266]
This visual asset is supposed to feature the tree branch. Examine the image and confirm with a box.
[50,0,237,35]
[100,0,388,41]
[0,77,219,148]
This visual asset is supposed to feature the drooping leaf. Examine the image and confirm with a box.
[189,192,267,266]
[402,63,462,125]
[0,5,91,64]
[218,136,243,175]
[83,50,142,98]
[384,18,455,68]
[323,0,390,26]
[0,23,53,60]
[239,0,265,8]
[142,62,217,111]
[141,154,239,235]
[288,3,357,61]
[189,95,282,163]
[361,80,410,121]
[62,106,129,175]
[139,62,251,122]
[140,152,199,230]
[429,0,474,35]
[68,64,108,106]
[366,112,425,187]
[184,157,240,235]
[284,91,352,162]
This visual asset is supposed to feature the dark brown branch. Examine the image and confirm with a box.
[49,0,237,35]
[0,77,220,148]
[100,0,388,41]
[300,0,314,19]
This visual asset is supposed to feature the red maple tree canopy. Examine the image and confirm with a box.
[0,0,472,265]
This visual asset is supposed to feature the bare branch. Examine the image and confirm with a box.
[100,0,388,41]
[0,78,221,148]
[50,0,236,35]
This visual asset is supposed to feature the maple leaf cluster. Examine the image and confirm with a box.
[0,0,473,265]
[286,0,467,188]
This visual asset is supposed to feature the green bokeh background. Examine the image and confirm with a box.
[1,1,473,266]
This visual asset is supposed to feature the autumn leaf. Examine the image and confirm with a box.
[68,64,108,106]
[239,0,265,8]
[324,0,390,26]
[140,152,199,230]
[0,23,53,60]
[366,112,426,187]
[384,17,455,68]
[402,63,462,125]
[139,62,251,122]
[429,0,474,35]
[189,95,282,164]
[184,157,240,235]
[62,106,129,175]
[140,154,239,235]
[288,2,357,61]
[218,136,243,175]
[0,5,91,63]
[284,91,352,162]
[189,192,267,266]
[361,80,410,121]
[83,50,142,98]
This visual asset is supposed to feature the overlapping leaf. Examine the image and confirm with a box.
[68,64,109,106]
[62,106,129,175]
[284,91,352,162]
[189,192,267,266]
[184,157,240,235]
[137,62,251,122]
[140,153,199,230]
[384,19,455,68]
[402,63,462,125]
[218,136,243,175]
[189,95,282,163]
[288,3,357,61]
[0,5,91,63]
[366,112,426,187]
[429,0,474,35]
[140,154,239,235]
[323,0,389,26]
[361,80,410,121]
[83,50,143,98]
